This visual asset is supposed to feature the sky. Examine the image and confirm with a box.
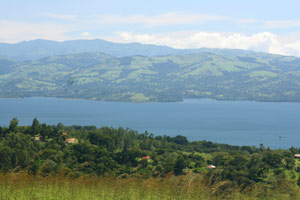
[1,0,300,56]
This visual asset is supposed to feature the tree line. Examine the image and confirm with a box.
[1,117,300,191]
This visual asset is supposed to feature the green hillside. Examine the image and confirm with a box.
[1,52,300,102]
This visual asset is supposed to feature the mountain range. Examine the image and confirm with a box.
[0,39,255,61]
[0,39,300,102]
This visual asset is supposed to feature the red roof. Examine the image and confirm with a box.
[62,132,68,135]
[141,156,151,160]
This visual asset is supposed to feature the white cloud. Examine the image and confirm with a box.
[77,32,96,40]
[1,16,300,57]
[44,12,77,20]
[116,31,300,57]
[264,20,300,28]
[80,32,91,37]
[235,18,258,24]
[283,41,300,56]
[94,12,227,26]
[0,20,73,43]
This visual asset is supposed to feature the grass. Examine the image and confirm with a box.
[0,172,300,200]
[249,71,277,77]
[129,93,150,102]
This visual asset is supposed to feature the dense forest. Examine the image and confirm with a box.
[1,118,300,199]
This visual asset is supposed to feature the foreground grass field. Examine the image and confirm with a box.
[0,173,299,200]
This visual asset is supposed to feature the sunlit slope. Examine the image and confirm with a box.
[1,52,300,102]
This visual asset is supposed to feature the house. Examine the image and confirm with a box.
[208,165,216,169]
[294,154,300,159]
[34,135,43,141]
[141,156,151,160]
[65,138,78,144]
[62,132,68,135]
[139,156,152,163]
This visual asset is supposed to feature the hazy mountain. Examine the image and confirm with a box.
[0,57,17,75]
[1,51,300,102]
[0,39,257,61]
[0,39,176,61]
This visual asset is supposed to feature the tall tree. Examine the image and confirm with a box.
[31,118,40,136]
[8,117,18,133]
[174,155,186,175]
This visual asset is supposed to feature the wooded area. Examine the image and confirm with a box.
[1,118,300,199]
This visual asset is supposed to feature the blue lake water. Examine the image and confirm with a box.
[1,97,300,149]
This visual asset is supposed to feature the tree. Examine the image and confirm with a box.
[172,135,188,145]
[31,118,40,136]
[88,131,112,149]
[3,132,38,169]
[8,117,18,133]
[39,159,58,176]
[0,126,8,137]
[262,151,283,168]
[297,176,300,187]
[174,155,186,175]
[39,123,53,138]
[0,144,13,171]
[57,122,64,130]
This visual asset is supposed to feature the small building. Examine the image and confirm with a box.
[208,165,216,169]
[294,154,300,159]
[65,138,78,144]
[34,135,43,141]
[62,132,68,135]
[141,156,151,160]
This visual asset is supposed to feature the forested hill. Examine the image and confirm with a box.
[1,51,300,102]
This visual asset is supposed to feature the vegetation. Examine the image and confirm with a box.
[2,118,300,199]
[1,50,300,102]
[1,173,299,200]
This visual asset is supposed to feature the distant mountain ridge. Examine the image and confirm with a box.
[0,39,258,61]
[1,50,300,102]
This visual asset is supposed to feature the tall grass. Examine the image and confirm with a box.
[0,172,299,200]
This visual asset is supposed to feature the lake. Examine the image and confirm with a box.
[1,97,300,149]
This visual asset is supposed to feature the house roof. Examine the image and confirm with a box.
[65,138,77,142]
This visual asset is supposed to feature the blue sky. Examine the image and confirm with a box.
[1,0,300,56]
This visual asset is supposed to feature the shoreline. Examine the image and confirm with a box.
[1,95,300,104]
